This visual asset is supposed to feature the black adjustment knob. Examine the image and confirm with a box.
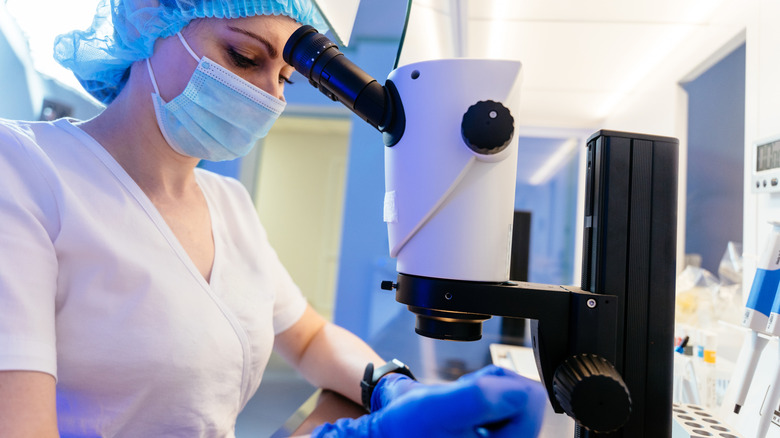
[553,354,631,433]
[460,100,514,155]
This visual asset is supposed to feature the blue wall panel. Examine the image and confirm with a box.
[683,44,745,273]
[331,40,400,340]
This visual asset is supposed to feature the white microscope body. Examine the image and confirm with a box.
[383,59,524,283]
[283,27,523,284]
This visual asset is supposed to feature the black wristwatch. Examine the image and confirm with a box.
[360,358,416,412]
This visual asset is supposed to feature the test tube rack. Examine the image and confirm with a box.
[673,403,742,438]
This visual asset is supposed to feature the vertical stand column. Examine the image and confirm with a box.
[580,130,679,438]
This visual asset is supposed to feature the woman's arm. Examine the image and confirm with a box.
[275,306,548,438]
[0,371,59,437]
[274,305,384,405]
[0,125,61,437]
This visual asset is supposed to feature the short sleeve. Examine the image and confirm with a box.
[0,121,61,378]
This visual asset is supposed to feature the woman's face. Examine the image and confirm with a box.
[151,14,299,102]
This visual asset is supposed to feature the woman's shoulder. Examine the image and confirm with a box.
[0,118,65,160]
[0,119,64,237]
[0,118,36,146]
[0,117,63,136]
[0,118,105,175]
[0,118,58,174]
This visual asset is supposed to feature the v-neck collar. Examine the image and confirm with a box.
[54,118,221,290]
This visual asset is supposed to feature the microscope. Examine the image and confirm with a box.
[284,25,679,437]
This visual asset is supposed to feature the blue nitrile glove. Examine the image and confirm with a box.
[370,372,422,412]
[313,365,546,438]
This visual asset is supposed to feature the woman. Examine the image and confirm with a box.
[0,0,545,436]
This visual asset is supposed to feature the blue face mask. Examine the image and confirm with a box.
[146,33,286,162]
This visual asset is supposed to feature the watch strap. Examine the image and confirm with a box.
[360,359,415,412]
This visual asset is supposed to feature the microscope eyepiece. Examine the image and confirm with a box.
[283,25,405,145]
[283,26,338,79]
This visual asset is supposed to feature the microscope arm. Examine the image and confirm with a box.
[390,274,631,433]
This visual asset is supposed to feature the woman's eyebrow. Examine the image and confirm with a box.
[226,25,278,58]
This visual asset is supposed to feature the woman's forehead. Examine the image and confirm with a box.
[192,15,300,44]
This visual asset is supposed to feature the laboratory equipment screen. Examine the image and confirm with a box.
[757,140,780,172]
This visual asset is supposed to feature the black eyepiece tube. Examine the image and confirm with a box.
[283,25,405,146]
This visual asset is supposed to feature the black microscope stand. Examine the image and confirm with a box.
[391,131,679,437]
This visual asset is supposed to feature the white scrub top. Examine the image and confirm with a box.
[0,118,308,437]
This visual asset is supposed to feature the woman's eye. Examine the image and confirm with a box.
[226,47,257,69]
[279,76,294,85]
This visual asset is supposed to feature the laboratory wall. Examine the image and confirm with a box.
[601,0,748,273]
[253,117,351,321]
[726,2,780,435]
[743,0,780,291]
[515,139,580,286]
[0,8,101,121]
[598,0,774,302]
[0,14,35,120]
[683,44,745,274]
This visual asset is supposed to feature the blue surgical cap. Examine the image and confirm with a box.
[53,0,328,104]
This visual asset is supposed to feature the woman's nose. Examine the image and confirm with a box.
[259,77,285,101]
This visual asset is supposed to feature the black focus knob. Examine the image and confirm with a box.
[553,354,631,433]
[460,100,514,155]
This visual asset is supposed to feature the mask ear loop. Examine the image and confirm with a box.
[146,31,200,96]
[176,32,201,62]
[145,58,161,96]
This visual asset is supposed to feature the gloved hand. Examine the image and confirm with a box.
[313,365,546,438]
[370,372,422,412]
